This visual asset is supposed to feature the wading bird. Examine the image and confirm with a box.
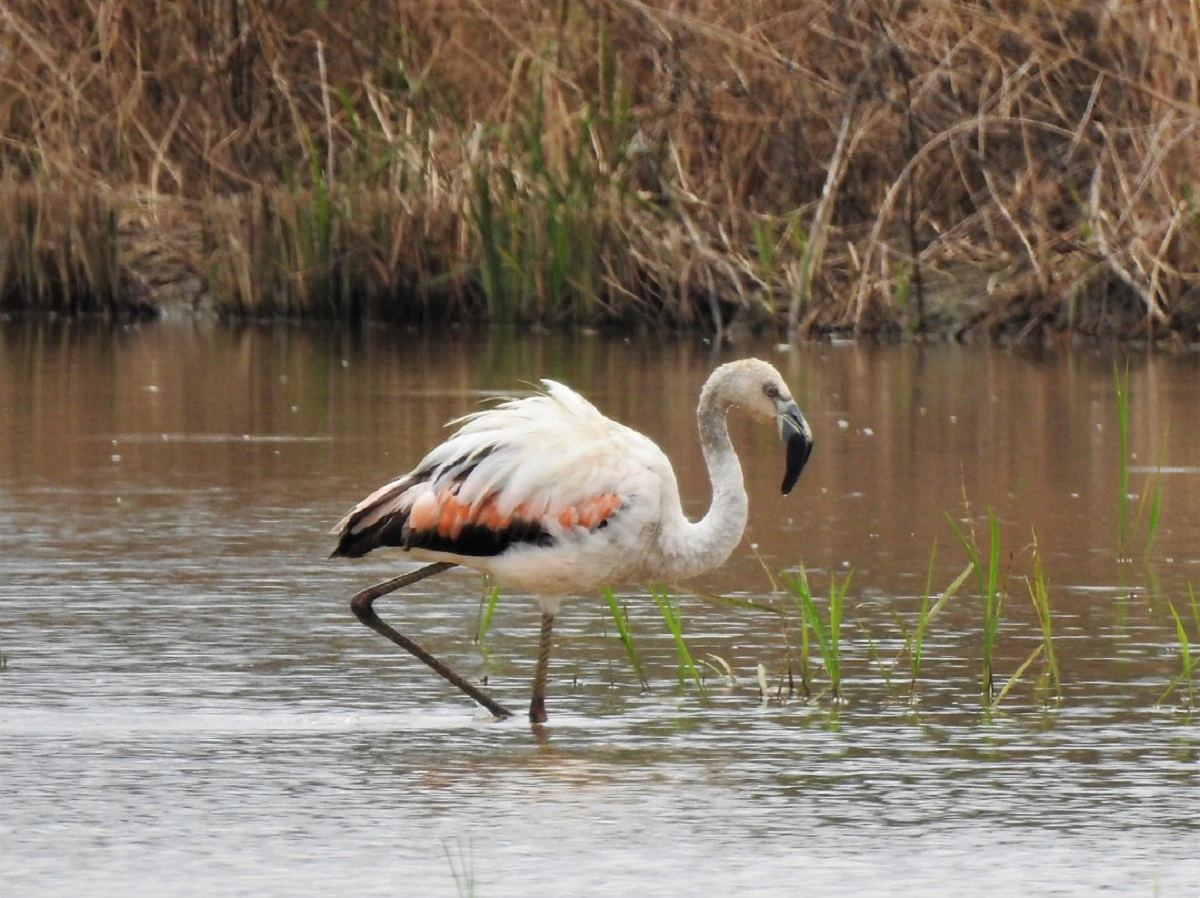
[332,358,813,723]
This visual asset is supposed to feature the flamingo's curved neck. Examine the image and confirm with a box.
[661,377,749,581]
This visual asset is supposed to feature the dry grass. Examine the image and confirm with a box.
[3,0,1200,338]
[0,184,137,316]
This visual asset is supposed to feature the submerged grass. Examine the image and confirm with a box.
[444,838,477,898]
[6,1,1200,337]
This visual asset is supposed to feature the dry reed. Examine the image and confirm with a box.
[3,1,1199,338]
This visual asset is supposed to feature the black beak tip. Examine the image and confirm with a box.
[781,432,813,495]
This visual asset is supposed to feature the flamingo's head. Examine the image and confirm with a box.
[712,358,814,495]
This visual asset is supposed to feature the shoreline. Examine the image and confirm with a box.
[1,184,1187,345]
[4,2,1199,343]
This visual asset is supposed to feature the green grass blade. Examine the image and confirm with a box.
[682,588,780,615]
[1145,439,1164,558]
[787,567,847,700]
[1156,656,1200,706]
[651,585,706,696]
[791,579,831,671]
[1026,531,1061,701]
[786,567,815,696]
[946,514,982,593]
[858,621,891,692]
[443,837,476,898]
[896,558,973,691]
[910,541,937,688]
[602,586,648,689]
[948,511,999,704]
[933,561,976,619]
[992,644,1045,708]
[986,511,1001,610]
[1165,597,1193,707]
[475,584,501,644]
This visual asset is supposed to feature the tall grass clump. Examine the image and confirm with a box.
[468,63,634,325]
[6,2,1200,336]
[787,566,850,702]
[0,186,140,317]
[651,586,706,696]
[948,509,1005,706]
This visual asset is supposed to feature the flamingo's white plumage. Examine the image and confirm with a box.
[332,357,813,723]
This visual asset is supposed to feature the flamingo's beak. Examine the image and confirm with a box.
[778,402,813,495]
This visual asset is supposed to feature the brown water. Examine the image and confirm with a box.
[2,321,1199,896]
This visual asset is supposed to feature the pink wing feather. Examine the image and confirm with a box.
[331,381,657,560]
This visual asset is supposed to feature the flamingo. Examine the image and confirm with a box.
[331,357,813,723]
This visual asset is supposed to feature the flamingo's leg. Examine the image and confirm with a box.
[529,611,554,724]
[349,562,513,720]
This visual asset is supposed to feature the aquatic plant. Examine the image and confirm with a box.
[444,837,477,898]
[475,584,502,645]
[1136,429,1167,560]
[891,543,973,699]
[989,533,1059,709]
[1114,364,1168,560]
[784,567,816,698]
[858,621,893,694]
[1157,583,1200,708]
[793,594,814,700]
[651,586,706,696]
[700,653,737,689]
[787,566,850,702]
[948,509,1004,706]
[1025,532,1062,702]
[602,587,647,690]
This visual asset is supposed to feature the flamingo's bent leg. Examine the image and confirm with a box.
[348,562,514,720]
